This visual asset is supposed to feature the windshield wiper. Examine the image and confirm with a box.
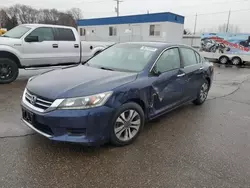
[100,67,114,71]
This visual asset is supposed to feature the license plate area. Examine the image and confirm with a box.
[22,108,34,124]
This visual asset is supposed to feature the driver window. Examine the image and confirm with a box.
[27,27,54,42]
[155,48,180,73]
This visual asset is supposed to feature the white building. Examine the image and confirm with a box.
[77,12,185,43]
[182,35,201,49]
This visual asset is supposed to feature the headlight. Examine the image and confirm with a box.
[57,91,113,110]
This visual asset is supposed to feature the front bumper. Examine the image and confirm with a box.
[21,102,115,145]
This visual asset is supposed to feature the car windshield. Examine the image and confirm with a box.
[86,43,158,72]
[2,26,31,39]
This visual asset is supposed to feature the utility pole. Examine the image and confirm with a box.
[115,0,123,17]
[226,9,231,32]
[193,13,198,35]
[191,13,198,46]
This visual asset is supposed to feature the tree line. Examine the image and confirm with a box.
[0,4,83,30]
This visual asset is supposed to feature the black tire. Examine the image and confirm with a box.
[193,80,209,105]
[219,56,229,64]
[231,57,242,65]
[110,102,145,146]
[0,58,19,84]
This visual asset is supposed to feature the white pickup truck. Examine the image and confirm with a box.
[0,24,114,84]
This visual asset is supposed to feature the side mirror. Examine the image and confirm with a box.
[151,66,161,76]
[25,35,39,42]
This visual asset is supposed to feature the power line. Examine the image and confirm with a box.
[75,0,246,5]
[185,8,250,17]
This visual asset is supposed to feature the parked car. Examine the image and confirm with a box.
[21,42,214,146]
[0,24,114,84]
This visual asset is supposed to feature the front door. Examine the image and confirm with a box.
[22,27,60,66]
[150,47,186,115]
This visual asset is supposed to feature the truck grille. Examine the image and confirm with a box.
[25,90,53,110]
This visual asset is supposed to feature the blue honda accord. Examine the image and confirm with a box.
[21,42,214,146]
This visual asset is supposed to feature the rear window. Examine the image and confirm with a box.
[55,28,76,41]
[195,52,201,63]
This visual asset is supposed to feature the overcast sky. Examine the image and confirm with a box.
[1,0,250,32]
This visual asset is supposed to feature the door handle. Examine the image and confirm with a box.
[177,73,185,77]
[74,44,79,48]
[52,44,58,48]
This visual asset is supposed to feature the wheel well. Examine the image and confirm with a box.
[232,56,242,62]
[206,77,211,89]
[125,98,146,113]
[219,55,229,60]
[94,50,102,56]
[0,51,21,68]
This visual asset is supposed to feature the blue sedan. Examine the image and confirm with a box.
[21,42,214,146]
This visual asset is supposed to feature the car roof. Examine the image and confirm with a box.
[120,42,191,50]
[21,24,74,29]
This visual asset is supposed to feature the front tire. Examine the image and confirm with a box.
[0,58,19,84]
[110,102,145,146]
[193,80,209,105]
[219,56,229,64]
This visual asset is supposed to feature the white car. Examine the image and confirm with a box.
[0,24,114,84]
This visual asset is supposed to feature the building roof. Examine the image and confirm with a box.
[118,42,191,50]
[78,12,184,26]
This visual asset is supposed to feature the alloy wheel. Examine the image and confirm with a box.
[200,83,208,102]
[114,110,141,142]
[220,57,228,64]
[232,58,241,65]
[0,62,13,80]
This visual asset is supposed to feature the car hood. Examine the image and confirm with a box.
[27,65,137,100]
[0,37,21,46]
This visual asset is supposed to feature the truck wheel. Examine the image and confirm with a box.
[0,58,19,84]
[231,57,242,66]
[219,56,229,64]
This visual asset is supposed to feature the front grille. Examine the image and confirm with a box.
[25,90,53,110]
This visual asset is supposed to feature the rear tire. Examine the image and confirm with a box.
[231,57,242,65]
[110,102,145,146]
[0,58,19,84]
[193,80,209,105]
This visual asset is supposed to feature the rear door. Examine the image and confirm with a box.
[179,47,204,99]
[151,47,186,114]
[22,27,59,66]
[54,28,80,64]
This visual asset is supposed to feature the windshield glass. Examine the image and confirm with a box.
[2,26,31,39]
[87,43,158,72]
